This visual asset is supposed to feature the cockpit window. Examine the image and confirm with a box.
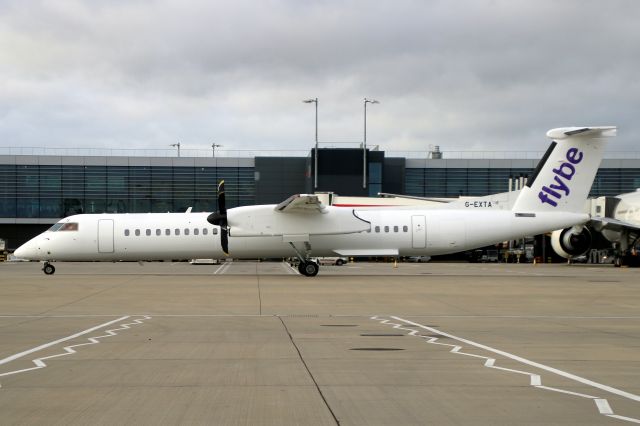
[59,222,79,231]
[47,223,64,232]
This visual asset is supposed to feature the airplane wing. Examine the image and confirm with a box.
[275,194,327,213]
[589,217,640,233]
[378,193,454,203]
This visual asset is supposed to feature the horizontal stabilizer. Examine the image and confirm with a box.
[546,127,616,139]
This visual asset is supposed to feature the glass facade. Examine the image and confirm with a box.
[368,162,383,196]
[405,167,640,198]
[2,155,640,220]
[0,164,255,218]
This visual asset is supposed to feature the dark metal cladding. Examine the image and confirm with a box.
[526,141,557,188]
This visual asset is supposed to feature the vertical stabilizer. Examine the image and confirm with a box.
[512,127,616,213]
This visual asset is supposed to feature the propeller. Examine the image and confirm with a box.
[207,180,228,255]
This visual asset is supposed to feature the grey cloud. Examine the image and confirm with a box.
[1,0,639,153]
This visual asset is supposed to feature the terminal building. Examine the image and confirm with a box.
[2,147,640,251]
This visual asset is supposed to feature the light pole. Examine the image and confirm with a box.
[170,142,181,157]
[212,143,222,158]
[363,98,379,188]
[303,98,318,189]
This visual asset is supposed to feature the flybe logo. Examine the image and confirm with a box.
[538,147,584,207]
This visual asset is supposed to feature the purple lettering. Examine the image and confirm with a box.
[542,185,561,198]
[549,175,570,196]
[552,162,576,180]
[566,147,583,164]
[538,148,583,207]
[538,191,558,207]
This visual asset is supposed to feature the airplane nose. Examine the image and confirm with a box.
[14,242,38,260]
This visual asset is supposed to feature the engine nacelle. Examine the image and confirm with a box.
[550,227,592,258]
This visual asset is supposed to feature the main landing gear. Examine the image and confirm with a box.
[42,261,56,275]
[297,260,319,277]
[289,242,320,277]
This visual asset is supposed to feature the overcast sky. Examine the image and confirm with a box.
[1,0,639,155]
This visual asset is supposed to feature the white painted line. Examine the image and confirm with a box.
[609,415,640,424]
[390,315,640,403]
[213,263,231,275]
[0,316,129,367]
[0,316,151,385]
[282,262,299,275]
[595,398,613,415]
[374,316,640,424]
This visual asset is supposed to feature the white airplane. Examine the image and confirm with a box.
[14,126,616,277]
[550,189,640,266]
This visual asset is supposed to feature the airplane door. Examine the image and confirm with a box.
[411,215,426,249]
[98,219,114,253]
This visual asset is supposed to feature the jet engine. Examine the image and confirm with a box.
[550,226,592,259]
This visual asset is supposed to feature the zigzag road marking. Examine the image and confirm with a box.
[371,315,640,424]
[0,315,152,387]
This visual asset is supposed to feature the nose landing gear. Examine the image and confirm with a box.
[43,262,55,275]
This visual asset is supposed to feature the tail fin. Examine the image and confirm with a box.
[512,126,616,213]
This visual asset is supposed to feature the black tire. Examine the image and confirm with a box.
[43,264,55,275]
[300,261,319,277]
[335,259,345,266]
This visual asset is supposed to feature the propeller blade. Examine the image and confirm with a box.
[208,180,229,255]
[217,180,226,215]
[221,228,229,255]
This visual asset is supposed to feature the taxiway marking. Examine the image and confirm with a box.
[282,262,299,275]
[373,315,640,424]
[0,315,151,385]
[213,263,231,275]
[0,315,129,367]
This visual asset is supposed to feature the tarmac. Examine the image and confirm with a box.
[0,260,639,425]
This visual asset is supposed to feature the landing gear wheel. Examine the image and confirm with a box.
[43,263,55,275]
[298,261,319,277]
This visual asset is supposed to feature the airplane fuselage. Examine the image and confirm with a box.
[17,207,588,262]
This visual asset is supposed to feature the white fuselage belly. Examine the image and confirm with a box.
[26,209,587,262]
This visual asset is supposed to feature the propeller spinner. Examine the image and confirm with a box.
[207,180,229,254]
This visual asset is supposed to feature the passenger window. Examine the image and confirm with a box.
[124,229,130,236]
[194,228,199,236]
[184,228,190,236]
[146,229,151,236]
[175,229,180,236]
[403,225,408,232]
[203,228,208,235]
[393,226,399,233]
[384,226,389,233]
[165,229,170,236]
[135,229,140,236]
[213,228,218,235]
[375,226,380,233]
[156,229,161,236]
